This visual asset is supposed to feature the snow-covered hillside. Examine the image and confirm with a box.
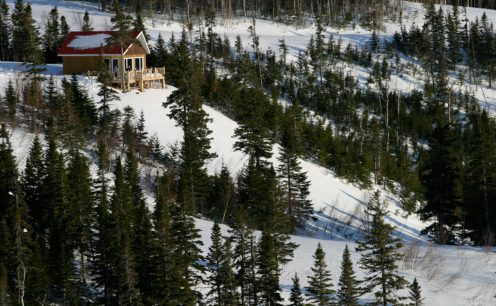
[3,63,496,304]
[2,0,496,305]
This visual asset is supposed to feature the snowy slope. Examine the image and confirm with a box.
[2,0,496,304]
[3,124,496,305]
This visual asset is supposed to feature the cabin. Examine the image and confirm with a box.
[58,31,165,91]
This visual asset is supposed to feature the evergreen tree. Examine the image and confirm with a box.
[0,0,10,61]
[110,158,143,305]
[66,151,93,288]
[229,214,258,305]
[90,142,116,305]
[233,87,275,166]
[356,190,407,306]
[337,245,360,306]
[257,230,285,306]
[0,127,17,306]
[206,222,229,305]
[463,111,496,245]
[42,136,77,303]
[151,33,168,67]
[44,75,59,112]
[306,243,335,306]
[4,80,17,124]
[81,10,93,31]
[277,111,313,232]
[43,7,60,63]
[11,0,42,63]
[59,15,70,44]
[408,278,423,306]
[370,30,380,52]
[151,173,175,305]
[133,2,149,40]
[96,54,120,137]
[218,236,238,305]
[419,124,463,243]
[168,199,205,305]
[446,10,462,68]
[237,158,283,231]
[164,66,216,213]
[289,273,304,306]
[69,75,97,135]
[206,164,235,222]
[124,147,155,305]
[21,136,45,242]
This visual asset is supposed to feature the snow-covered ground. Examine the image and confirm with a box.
[2,0,496,304]
[3,71,495,304]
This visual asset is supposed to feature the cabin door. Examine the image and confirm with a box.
[112,59,119,77]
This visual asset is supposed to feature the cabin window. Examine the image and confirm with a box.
[135,57,143,71]
[104,58,110,70]
[125,58,133,71]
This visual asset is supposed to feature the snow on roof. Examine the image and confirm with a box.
[58,31,150,56]
[67,33,112,50]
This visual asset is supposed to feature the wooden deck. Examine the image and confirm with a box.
[85,67,166,91]
[113,67,166,91]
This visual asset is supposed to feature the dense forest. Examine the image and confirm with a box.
[0,0,495,304]
[83,0,496,26]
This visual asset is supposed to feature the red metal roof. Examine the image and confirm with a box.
[58,31,148,56]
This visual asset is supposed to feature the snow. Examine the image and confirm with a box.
[67,33,112,49]
[2,0,496,304]
[195,219,496,305]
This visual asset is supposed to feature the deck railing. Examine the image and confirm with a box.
[117,67,165,83]
[85,67,165,83]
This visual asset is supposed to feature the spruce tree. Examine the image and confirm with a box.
[218,236,238,305]
[277,110,313,232]
[96,53,119,138]
[337,245,360,306]
[289,273,304,306]
[21,136,45,242]
[356,190,406,306]
[205,222,226,305]
[164,66,216,213]
[42,136,77,302]
[69,75,97,133]
[408,278,423,306]
[206,165,235,222]
[151,33,168,67]
[66,151,93,287]
[464,111,496,245]
[110,158,143,306]
[43,7,60,63]
[151,173,175,305]
[90,142,116,304]
[168,199,205,305]
[233,87,275,166]
[0,0,10,61]
[0,127,16,306]
[419,124,463,243]
[306,243,335,306]
[133,2,149,40]
[44,75,59,112]
[59,15,70,44]
[257,230,285,306]
[4,80,17,124]
[81,10,93,31]
[124,147,155,305]
[229,214,258,305]
[11,0,42,63]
